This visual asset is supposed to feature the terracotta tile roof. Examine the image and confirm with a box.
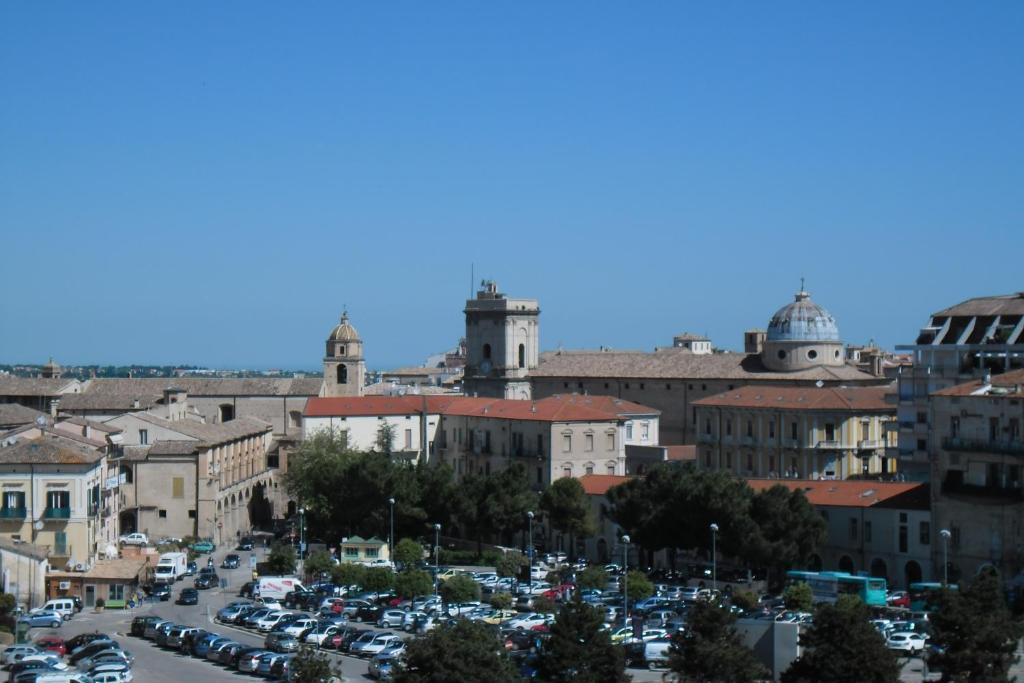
[580,474,631,495]
[59,392,161,411]
[665,445,697,461]
[0,435,104,465]
[147,440,201,456]
[304,394,659,423]
[932,368,1024,397]
[132,414,271,446]
[693,385,893,412]
[746,479,929,510]
[531,348,882,382]
[0,377,79,397]
[47,557,149,581]
[79,377,322,398]
[60,416,123,434]
[0,404,47,428]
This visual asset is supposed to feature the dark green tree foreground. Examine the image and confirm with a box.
[396,619,519,683]
[782,596,900,683]
[927,570,1023,682]
[289,645,341,683]
[669,600,767,683]
[536,597,628,683]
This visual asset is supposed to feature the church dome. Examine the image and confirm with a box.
[766,290,840,343]
[328,312,361,342]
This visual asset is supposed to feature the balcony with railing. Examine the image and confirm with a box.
[815,440,843,450]
[858,439,884,450]
[942,437,1024,456]
[0,507,26,519]
[942,474,1024,502]
[43,507,71,520]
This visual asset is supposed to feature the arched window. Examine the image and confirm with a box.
[483,344,492,360]
[338,365,348,384]
[518,344,526,368]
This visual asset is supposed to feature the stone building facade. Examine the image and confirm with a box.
[463,281,540,400]
[322,312,366,398]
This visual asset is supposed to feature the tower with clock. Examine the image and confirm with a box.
[463,280,540,399]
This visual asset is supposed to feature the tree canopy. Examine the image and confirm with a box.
[266,542,296,574]
[669,600,767,683]
[396,619,519,683]
[394,569,433,599]
[540,477,596,560]
[536,598,628,683]
[455,465,538,555]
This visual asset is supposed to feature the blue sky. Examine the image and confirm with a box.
[2,3,1022,369]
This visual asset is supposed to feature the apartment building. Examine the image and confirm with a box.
[929,368,1024,581]
[693,386,896,480]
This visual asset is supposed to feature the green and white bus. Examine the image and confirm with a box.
[786,570,888,607]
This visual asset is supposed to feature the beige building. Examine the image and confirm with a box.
[0,537,49,610]
[339,536,390,565]
[322,312,366,398]
[0,374,82,413]
[895,292,1024,480]
[0,435,111,571]
[105,409,274,547]
[929,368,1024,582]
[531,288,889,445]
[693,386,897,480]
[463,281,539,400]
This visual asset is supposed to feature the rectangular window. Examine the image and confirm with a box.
[641,423,649,440]
[849,517,858,540]
[54,531,67,555]
[899,525,908,553]
[864,521,872,543]
[726,420,732,436]
[951,526,961,550]
[172,477,184,499]
[917,439,927,452]
[607,463,616,475]
[537,434,543,453]
[746,421,753,438]
[3,491,25,512]
[919,521,930,545]
[345,547,359,558]
[746,453,753,471]
[606,433,615,450]
[366,547,379,558]
[562,434,572,452]
[139,429,149,445]
[791,422,798,441]
[725,452,732,468]
[405,429,413,449]
[861,420,871,441]
[188,509,197,519]
[585,464,594,475]
[158,509,167,518]
[917,412,927,424]
[626,423,633,439]
[47,490,70,510]
[562,465,572,478]
[109,584,125,601]
[705,420,711,435]
[585,434,594,452]
[825,423,836,441]
[537,467,543,484]
[768,421,775,439]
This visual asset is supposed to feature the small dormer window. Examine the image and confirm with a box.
[338,345,346,356]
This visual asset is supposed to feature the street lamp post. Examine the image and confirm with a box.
[298,507,306,577]
[433,523,441,598]
[940,529,951,586]
[527,511,534,594]
[622,534,630,628]
[388,498,395,564]
[710,523,719,593]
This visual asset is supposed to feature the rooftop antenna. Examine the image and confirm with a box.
[470,264,474,298]
[800,276,805,292]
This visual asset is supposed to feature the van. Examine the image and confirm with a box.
[38,599,75,620]
[255,576,306,600]
[34,674,96,683]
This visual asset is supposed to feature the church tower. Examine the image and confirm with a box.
[463,281,539,399]
[323,312,365,397]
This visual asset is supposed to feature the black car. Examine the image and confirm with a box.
[195,574,219,589]
[221,554,241,569]
[66,632,109,653]
[352,606,381,623]
[7,659,58,678]
[185,561,198,576]
[178,588,199,605]
[71,596,83,613]
[150,583,172,601]
[130,616,162,637]
[237,537,254,551]
[230,646,264,669]
[239,581,256,598]
[284,590,315,609]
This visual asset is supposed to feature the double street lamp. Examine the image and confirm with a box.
[710,522,719,593]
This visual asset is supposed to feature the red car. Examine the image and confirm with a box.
[542,583,576,600]
[36,636,66,656]
[887,591,910,608]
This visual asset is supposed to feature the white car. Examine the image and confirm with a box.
[256,611,290,632]
[377,609,408,628]
[254,596,283,610]
[91,671,134,683]
[886,631,927,654]
[505,612,549,630]
[2,645,40,665]
[18,654,68,670]
[358,633,403,658]
[402,611,427,631]
[304,624,342,646]
[284,618,318,637]
[644,639,673,669]
[118,532,148,546]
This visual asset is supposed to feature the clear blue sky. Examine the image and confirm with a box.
[2,3,1022,369]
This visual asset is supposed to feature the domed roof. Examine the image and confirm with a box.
[766,290,840,342]
[328,312,361,342]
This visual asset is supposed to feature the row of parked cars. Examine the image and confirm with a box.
[2,631,134,682]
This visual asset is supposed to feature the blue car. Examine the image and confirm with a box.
[19,610,63,629]
[193,635,227,658]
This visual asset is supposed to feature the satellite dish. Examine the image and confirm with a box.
[815,380,825,388]
[35,415,47,428]
[33,521,44,531]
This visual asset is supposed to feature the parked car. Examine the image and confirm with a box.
[195,574,219,590]
[191,539,216,554]
[221,554,241,569]
[18,610,64,629]
[2,646,41,666]
[368,651,404,679]
[377,609,408,628]
[265,632,299,653]
[35,637,66,657]
[118,533,148,546]
[185,561,198,576]
[887,631,927,654]
[237,537,255,551]
[149,583,171,601]
[177,588,199,605]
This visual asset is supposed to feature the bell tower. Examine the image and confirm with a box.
[323,312,365,397]
[463,281,540,399]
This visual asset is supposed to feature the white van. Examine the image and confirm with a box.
[36,598,75,620]
[154,552,188,583]
[255,576,306,600]
[34,674,96,683]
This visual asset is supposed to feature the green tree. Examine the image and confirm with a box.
[625,569,653,602]
[540,477,596,561]
[247,483,273,530]
[536,598,629,683]
[455,466,538,557]
[928,570,1023,682]
[783,582,813,612]
[303,550,334,580]
[576,566,609,592]
[439,573,480,605]
[330,562,366,588]
[495,551,527,581]
[747,485,826,589]
[532,596,558,614]
[394,538,425,567]
[490,592,513,610]
[396,619,519,683]
[266,542,296,574]
[394,570,433,600]
[782,597,900,683]
[362,567,395,593]
[288,645,341,683]
[669,600,767,683]
[730,589,758,613]
[376,422,396,455]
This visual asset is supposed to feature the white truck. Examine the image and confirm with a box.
[154,552,188,583]
[255,576,306,600]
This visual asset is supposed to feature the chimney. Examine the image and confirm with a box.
[871,354,884,378]
[49,399,60,418]
[744,330,766,355]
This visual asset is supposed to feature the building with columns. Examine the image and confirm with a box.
[322,312,366,398]
[463,281,539,400]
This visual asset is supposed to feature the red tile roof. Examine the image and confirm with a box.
[580,474,631,495]
[693,385,893,412]
[932,368,1024,397]
[304,394,659,423]
[665,445,696,461]
[746,479,929,509]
